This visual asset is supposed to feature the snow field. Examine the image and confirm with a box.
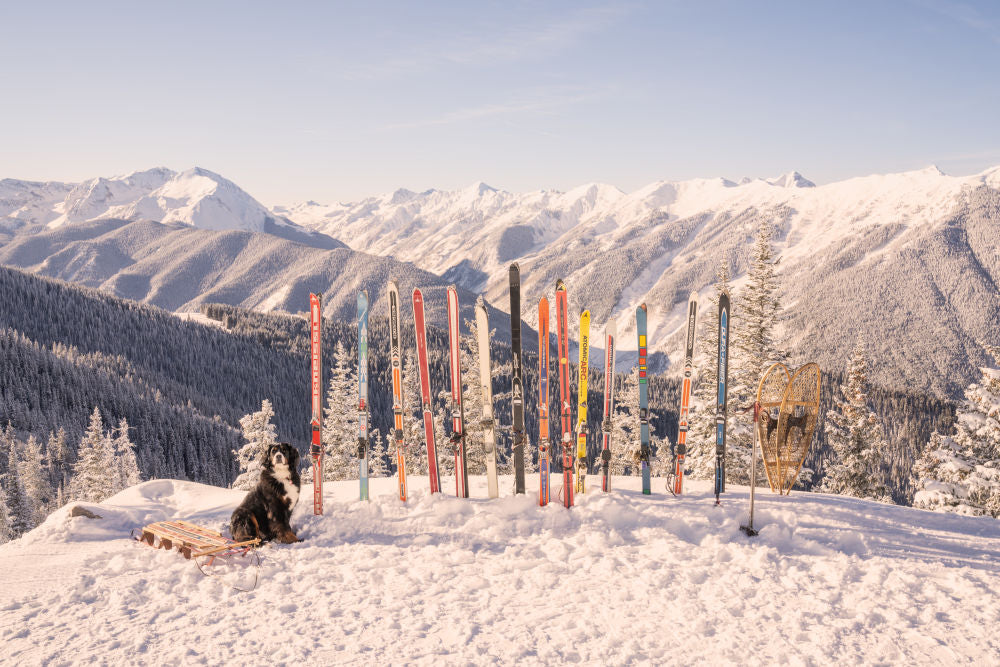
[2,475,999,665]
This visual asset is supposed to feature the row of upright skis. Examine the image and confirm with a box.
[307,263,733,513]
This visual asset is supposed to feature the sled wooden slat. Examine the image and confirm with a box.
[140,520,260,559]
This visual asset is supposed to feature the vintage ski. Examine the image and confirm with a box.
[446,286,469,498]
[509,263,526,495]
[475,302,499,498]
[555,280,574,508]
[537,297,551,506]
[387,281,407,502]
[357,290,370,502]
[673,292,698,495]
[636,304,651,495]
[412,288,442,494]
[715,290,731,505]
[575,310,591,494]
[600,321,616,492]
[309,293,323,515]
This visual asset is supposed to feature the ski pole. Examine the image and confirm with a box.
[741,401,760,537]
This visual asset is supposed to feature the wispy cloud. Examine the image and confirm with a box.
[345,4,629,80]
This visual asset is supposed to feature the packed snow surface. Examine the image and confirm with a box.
[2,476,999,664]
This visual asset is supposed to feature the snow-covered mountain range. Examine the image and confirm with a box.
[1,167,308,235]
[279,166,1000,397]
[2,164,998,398]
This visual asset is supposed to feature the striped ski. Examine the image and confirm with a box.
[555,280,574,508]
[387,281,407,502]
[672,292,698,495]
[446,286,469,498]
[636,303,651,495]
[537,296,551,506]
[357,290,370,502]
[475,301,499,498]
[715,290,731,505]
[575,310,591,494]
[412,288,442,494]
[509,263,526,495]
[600,321,616,492]
[309,292,323,514]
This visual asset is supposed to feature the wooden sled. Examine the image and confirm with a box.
[134,520,262,592]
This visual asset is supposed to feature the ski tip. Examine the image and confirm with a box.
[637,302,647,313]
[447,284,458,295]
[689,290,698,303]
[556,278,566,291]
[509,262,520,274]
[358,290,368,307]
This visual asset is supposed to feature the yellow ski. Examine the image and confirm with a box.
[575,310,591,494]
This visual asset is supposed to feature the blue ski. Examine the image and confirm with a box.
[715,290,731,505]
[636,304,651,495]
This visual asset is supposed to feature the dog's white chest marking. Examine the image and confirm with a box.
[272,463,299,509]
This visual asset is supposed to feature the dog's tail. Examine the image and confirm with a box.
[231,508,262,542]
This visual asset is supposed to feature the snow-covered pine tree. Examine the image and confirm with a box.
[0,487,11,544]
[369,429,389,477]
[402,351,428,476]
[730,215,786,485]
[46,428,71,500]
[17,435,53,525]
[112,418,141,492]
[232,399,278,491]
[460,310,487,475]
[69,407,116,503]
[610,367,641,475]
[4,441,32,537]
[912,346,1000,516]
[0,423,14,478]
[307,341,358,482]
[819,339,892,502]
[686,260,733,480]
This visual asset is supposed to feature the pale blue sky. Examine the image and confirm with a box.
[2,1,999,205]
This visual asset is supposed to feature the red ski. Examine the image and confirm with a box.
[412,287,441,494]
[309,292,323,515]
[555,280,574,508]
[538,296,551,506]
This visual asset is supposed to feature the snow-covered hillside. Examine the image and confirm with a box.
[2,476,998,664]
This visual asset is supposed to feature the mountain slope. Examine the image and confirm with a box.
[282,167,1000,397]
[2,477,998,663]
[0,218,489,326]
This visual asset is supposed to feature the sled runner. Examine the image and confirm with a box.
[134,520,262,591]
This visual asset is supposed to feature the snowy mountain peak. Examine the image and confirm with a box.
[35,166,301,234]
[767,171,816,188]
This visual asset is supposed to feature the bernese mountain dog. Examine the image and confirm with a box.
[231,442,302,544]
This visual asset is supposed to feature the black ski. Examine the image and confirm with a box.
[510,263,526,494]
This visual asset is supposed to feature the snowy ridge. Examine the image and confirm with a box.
[2,167,308,234]
[2,476,998,663]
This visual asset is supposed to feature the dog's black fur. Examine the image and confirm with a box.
[231,442,302,544]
